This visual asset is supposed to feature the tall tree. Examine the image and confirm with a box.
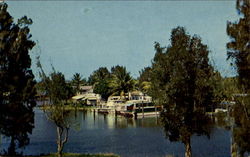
[47,72,73,103]
[0,3,36,155]
[88,67,110,85]
[151,27,214,157]
[88,67,111,100]
[109,65,135,97]
[227,0,250,156]
[227,0,250,92]
[38,66,73,157]
[71,73,87,95]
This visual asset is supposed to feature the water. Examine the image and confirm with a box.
[1,108,232,157]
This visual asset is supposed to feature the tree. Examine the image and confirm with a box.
[221,77,239,100]
[93,79,111,100]
[227,0,250,156]
[227,0,250,92]
[138,67,152,94]
[232,95,250,157]
[45,102,70,157]
[88,67,110,85]
[109,65,135,97]
[37,60,73,157]
[48,72,73,103]
[151,27,214,157]
[209,71,227,111]
[43,71,73,157]
[0,3,36,155]
[71,73,87,95]
[88,67,112,100]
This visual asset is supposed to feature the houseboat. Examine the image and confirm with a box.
[121,100,161,118]
[96,91,162,118]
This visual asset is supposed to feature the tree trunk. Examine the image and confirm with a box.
[57,126,69,157]
[184,138,192,157]
[8,137,16,155]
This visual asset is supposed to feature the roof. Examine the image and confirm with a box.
[87,97,99,100]
[72,95,85,100]
[80,86,93,90]
[72,93,101,100]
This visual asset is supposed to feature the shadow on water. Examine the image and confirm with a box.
[0,108,245,157]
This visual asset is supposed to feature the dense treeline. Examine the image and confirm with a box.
[1,0,249,156]
[227,0,250,156]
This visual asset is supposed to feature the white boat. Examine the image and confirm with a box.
[122,100,161,118]
[106,96,126,113]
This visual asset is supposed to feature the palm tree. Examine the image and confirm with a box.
[88,67,110,85]
[109,65,135,97]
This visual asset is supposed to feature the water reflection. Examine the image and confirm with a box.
[0,108,239,157]
[71,111,160,130]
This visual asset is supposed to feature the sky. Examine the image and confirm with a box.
[7,0,239,80]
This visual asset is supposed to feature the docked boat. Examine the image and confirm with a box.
[121,100,162,118]
[96,91,162,118]
[105,96,126,113]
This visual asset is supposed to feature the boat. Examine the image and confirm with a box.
[105,96,126,113]
[98,91,162,118]
[121,100,162,118]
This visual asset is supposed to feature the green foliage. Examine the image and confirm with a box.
[109,65,135,96]
[227,0,250,156]
[88,67,110,85]
[71,73,87,95]
[222,77,240,99]
[52,73,70,102]
[227,0,250,92]
[150,27,215,156]
[208,72,240,108]
[93,79,111,100]
[38,68,74,156]
[89,67,111,100]
[46,71,73,104]
[0,3,36,154]
[46,103,70,128]
[232,95,250,156]
[138,67,152,94]
[36,54,73,102]
[89,66,135,99]
[209,71,225,106]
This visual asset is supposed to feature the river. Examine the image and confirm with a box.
[0,108,232,157]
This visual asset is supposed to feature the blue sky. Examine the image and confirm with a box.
[7,1,239,80]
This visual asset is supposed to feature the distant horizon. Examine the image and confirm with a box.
[7,1,239,80]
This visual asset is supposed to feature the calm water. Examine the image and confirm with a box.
[1,108,231,157]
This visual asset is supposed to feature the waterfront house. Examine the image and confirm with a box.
[72,93,101,106]
[128,91,152,102]
[72,86,101,106]
[77,85,94,95]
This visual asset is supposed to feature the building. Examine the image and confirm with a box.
[77,85,93,95]
[72,85,101,106]
[128,91,152,102]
